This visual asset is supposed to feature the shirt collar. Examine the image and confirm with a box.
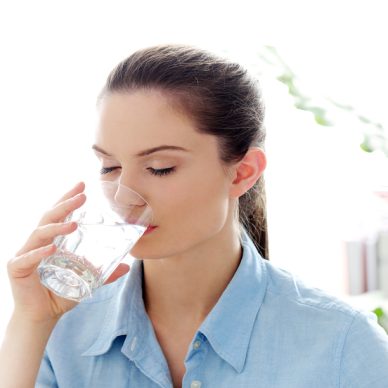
[82,229,268,374]
[81,258,148,357]
[198,229,268,373]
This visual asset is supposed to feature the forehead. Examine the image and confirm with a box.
[96,90,216,156]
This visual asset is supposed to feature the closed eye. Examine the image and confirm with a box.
[147,167,176,177]
[100,166,120,175]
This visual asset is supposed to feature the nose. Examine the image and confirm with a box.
[114,184,146,207]
[100,181,147,208]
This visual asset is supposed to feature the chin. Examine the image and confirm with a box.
[130,223,223,260]
[129,234,186,260]
[129,239,164,260]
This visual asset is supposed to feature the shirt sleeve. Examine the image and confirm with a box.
[35,350,58,388]
[340,310,388,388]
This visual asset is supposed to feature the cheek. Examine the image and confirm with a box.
[167,170,230,231]
[155,167,228,214]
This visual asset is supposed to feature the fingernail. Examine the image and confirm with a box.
[74,181,84,188]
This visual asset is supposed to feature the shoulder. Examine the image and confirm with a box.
[241,230,366,328]
[339,298,388,386]
[263,260,364,321]
[263,261,388,359]
[254,260,388,385]
[258,259,386,356]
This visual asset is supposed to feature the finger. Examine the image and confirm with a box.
[8,244,57,279]
[54,182,85,206]
[16,221,78,256]
[39,193,86,225]
[104,263,130,285]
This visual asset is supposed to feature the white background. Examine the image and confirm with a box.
[1,0,387,338]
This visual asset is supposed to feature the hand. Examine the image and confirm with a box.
[7,182,87,323]
[7,181,131,324]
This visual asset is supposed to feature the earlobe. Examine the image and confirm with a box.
[229,147,266,198]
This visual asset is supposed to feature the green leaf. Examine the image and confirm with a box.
[314,115,332,126]
[374,307,384,318]
[360,141,373,153]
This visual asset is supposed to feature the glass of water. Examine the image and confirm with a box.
[37,180,153,301]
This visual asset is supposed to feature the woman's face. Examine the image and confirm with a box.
[93,90,236,260]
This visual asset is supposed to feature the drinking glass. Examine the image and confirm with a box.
[37,181,153,301]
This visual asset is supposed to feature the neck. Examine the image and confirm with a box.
[142,224,242,329]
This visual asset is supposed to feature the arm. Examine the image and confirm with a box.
[0,314,58,388]
[0,182,86,388]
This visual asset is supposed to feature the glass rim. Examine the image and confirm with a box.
[73,180,153,226]
[98,179,152,209]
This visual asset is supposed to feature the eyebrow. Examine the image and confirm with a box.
[92,144,190,157]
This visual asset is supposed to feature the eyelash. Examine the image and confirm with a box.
[99,166,176,177]
[149,167,176,176]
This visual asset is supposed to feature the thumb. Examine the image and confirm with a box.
[104,263,130,285]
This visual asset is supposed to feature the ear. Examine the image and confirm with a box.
[229,147,266,198]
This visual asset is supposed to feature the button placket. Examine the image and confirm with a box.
[184,334,207,388]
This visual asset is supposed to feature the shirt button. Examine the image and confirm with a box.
[130,336,137,352]
[190,381,202,388]
[193,340,201,350]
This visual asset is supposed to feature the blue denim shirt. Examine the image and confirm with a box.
[36,231,388,387]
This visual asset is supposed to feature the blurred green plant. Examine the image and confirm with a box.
[373,307,388,333]
[258,46,388,157]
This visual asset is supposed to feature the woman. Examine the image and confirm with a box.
[1,44,388,388]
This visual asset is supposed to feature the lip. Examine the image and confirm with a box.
[144,225,158,235]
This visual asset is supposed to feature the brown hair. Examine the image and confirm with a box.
[99,44,268,259]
